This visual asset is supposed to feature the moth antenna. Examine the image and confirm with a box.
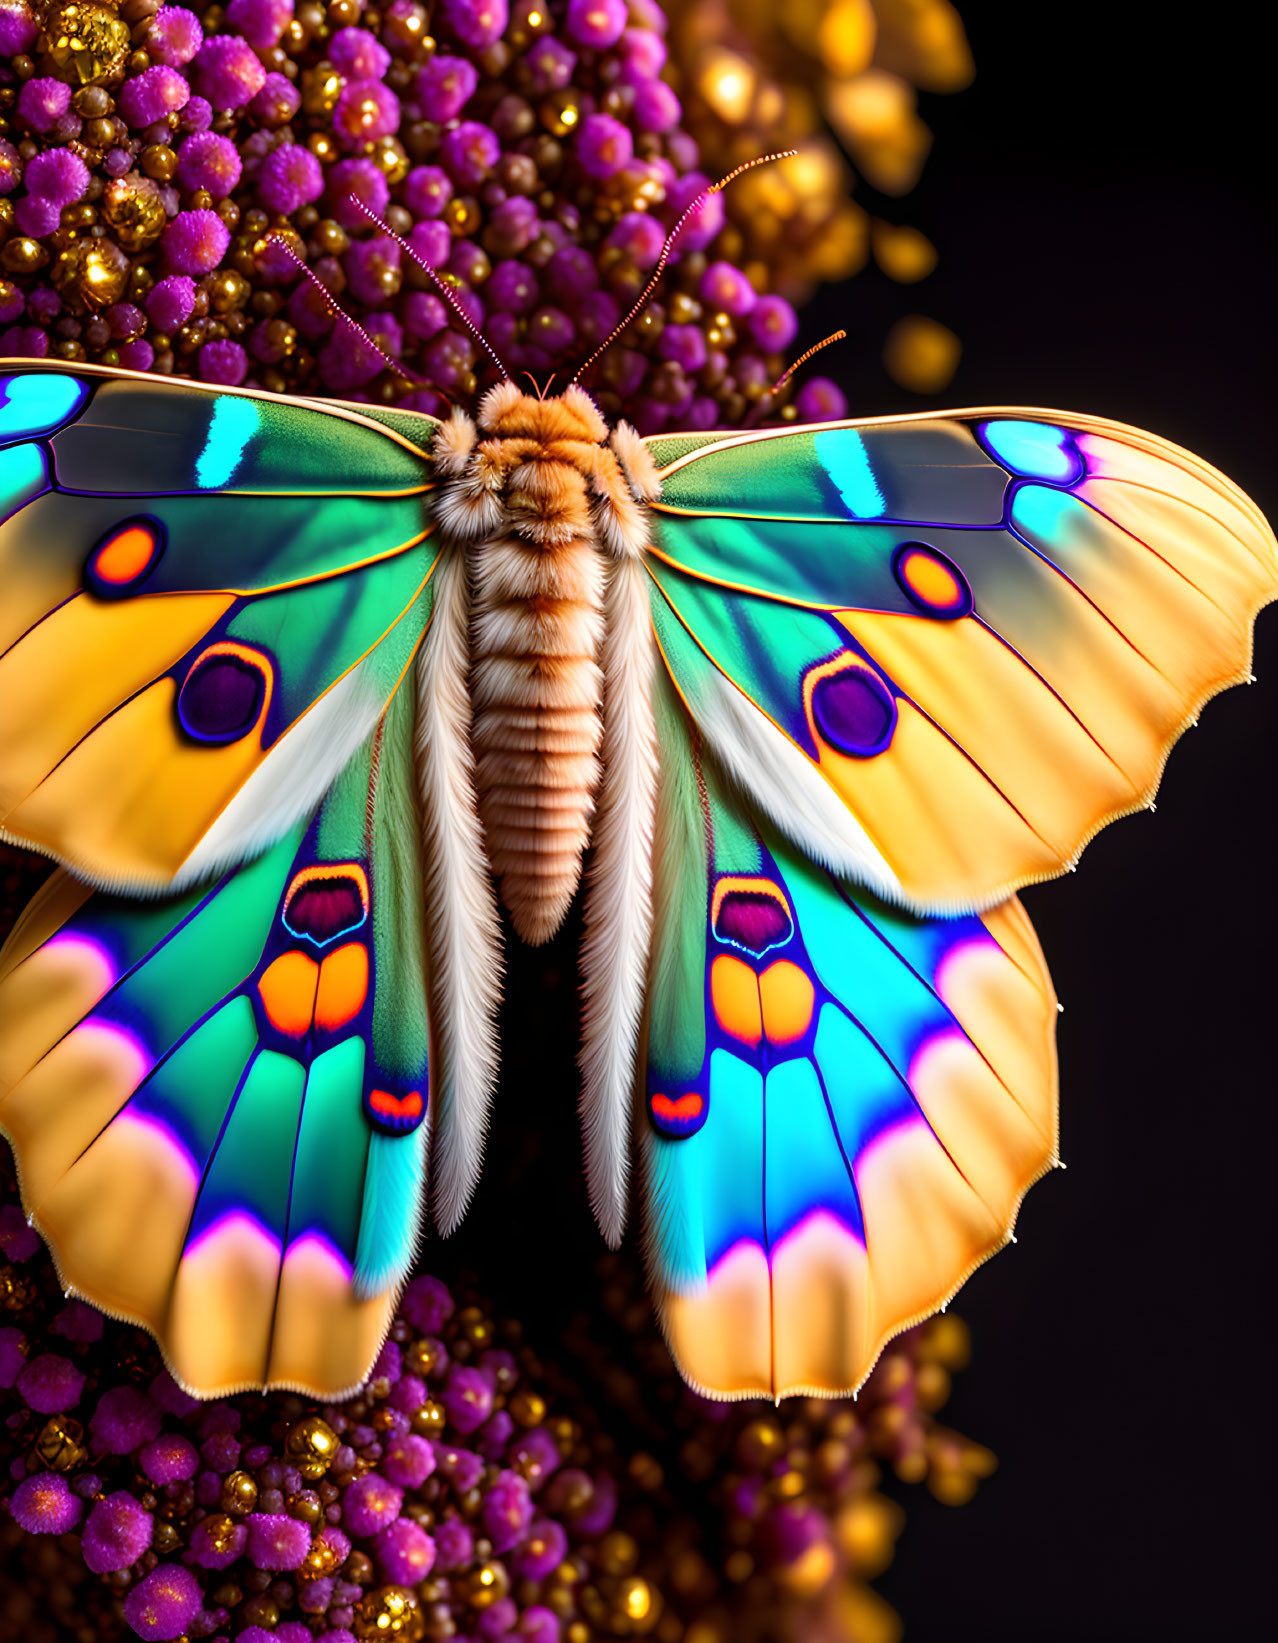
[520,370,556,402]
[769,329,847,397]
[568,149,800,385]
[739,329,849,431]
[266,233,429,388]
[348,195,512,382]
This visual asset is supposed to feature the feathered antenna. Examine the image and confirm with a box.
[266,232,430,388]
[347,196,512,382]
[567,150,800,386]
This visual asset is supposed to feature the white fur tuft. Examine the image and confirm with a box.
[432,407,478,475]
[414,548,504,1234]
[691,662,905,905]
[609,423,661,502]
[578,553,658,1247]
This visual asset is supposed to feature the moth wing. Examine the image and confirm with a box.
[642,670,1058,1398]
[0,362,440,892]
[642,410,1276,912]
[0,683,430,1398]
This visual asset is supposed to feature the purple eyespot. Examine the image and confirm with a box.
[177,643,269,743]
[810,664,897,757]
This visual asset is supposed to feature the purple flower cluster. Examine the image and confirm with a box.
[1,1211,634,1641]
[0,0,846,428]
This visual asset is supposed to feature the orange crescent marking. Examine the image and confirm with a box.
[651,1092,704,1123]
[710,875,790,935]
[369,1088,423,1121]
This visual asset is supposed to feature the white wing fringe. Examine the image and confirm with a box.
[414,548,504,1233]
[578,552,658,1246]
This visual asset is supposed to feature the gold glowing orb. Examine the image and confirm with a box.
[883,314,961,392]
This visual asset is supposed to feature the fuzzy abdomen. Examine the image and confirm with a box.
[470,523,605,944]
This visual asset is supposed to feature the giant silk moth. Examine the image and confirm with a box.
[0,359,1273,1399]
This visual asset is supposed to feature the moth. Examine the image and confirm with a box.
[0,356,1273,1403]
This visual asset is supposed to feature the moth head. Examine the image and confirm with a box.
[476,380,608,444]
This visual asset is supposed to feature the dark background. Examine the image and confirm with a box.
[456,6,1278,1640]
[811,5,1278,1638]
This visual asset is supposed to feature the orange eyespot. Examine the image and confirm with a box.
[86,521,163,596]
[258,951,320,1037]
[893,542,973,618]
[759,961,816,1046]
[314,943,369,1032]
[711,953,763,1047]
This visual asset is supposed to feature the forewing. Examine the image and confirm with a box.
[642,672,1058,1399]
[0,362,439,890]
[0,681,430,1399]
[643,411,1277,911]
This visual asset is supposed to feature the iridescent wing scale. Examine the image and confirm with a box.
[3,370,1275,1404]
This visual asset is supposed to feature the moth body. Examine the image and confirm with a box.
[434,382,659,945]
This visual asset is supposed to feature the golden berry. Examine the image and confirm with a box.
[401,1340,439,1380]
[352,1586,425,1641]
[410,1400,446,1437]
[44,1,132,86]
[100,176,167,252]
[220,1470,259,1515]
[508,1389,546,1427]
[284,1415,341,1480]
[200,1515,241,1558]
[33,1416,85,1472]
[1,237,49,275]
[456,1561,509,1610]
